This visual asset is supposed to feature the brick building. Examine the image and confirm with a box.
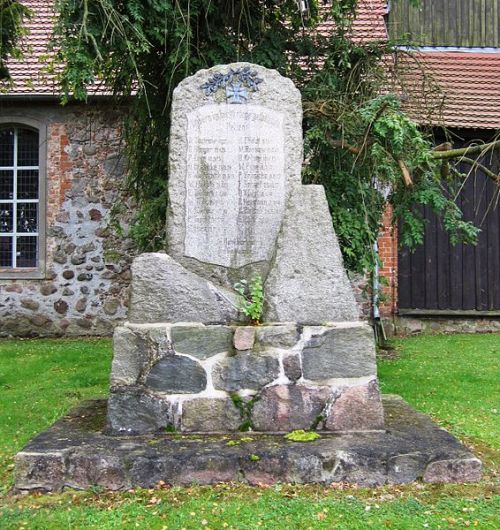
[0,1,498,336]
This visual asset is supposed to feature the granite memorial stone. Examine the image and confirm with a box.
[106,62,384,433]
[14,63,481,491]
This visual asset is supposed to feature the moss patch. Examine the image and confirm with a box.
[285,430,321,442]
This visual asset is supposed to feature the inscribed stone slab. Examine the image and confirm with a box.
[184,105,286,267]
[167,62,302,283]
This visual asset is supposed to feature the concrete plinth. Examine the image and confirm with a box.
[14,395,481,492]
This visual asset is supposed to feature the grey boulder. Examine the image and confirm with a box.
[129,253,240,324]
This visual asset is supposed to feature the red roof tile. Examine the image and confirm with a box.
[5,1,500,131]
[396,51,500,129]
[2,1,389,97]
[318,0,388,43]
[1,0,59,95]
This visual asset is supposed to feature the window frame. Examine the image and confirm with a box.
[0,116,47,279]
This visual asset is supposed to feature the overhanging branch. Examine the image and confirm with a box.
[432,139,500,160]
[460,157,500,184]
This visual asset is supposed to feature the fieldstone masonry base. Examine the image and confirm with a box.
[14,396,482,492]
[107,321,383,434]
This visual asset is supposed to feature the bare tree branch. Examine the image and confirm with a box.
[432,140,500,160]
[397,159,413,187]
[460,157,500,184]
[325,132,361,155]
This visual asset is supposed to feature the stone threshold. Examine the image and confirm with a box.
[14,395,482,492]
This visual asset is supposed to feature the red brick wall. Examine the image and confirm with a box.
[377,205,398,317]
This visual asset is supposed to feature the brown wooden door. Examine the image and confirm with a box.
[398,150,500,313]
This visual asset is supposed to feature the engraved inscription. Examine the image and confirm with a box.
[184,105,286,267]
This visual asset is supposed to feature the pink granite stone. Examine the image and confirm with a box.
[325,380,385,431]
[252,384,331,431]
[233,326,256,351]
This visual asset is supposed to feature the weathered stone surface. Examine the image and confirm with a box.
[167,63,302,286]
[264,186,359,324]
[212,351,279,391]
[5,283,22,293]
[283,353,302,382]
[76,318,92,329]
[387,453,429,484]
[30,314,52,327]
[15,452,66,491]
[110,326,148,386]
[103,298,120,315]
[423,457,482,483]
[233,326,256,351]
[53,250,67,264]
[62,270,75,280]
[107,388,173,435]
[75,298,87,312]
[181,398,241,432]
[20,298,39,311]
[65,453,128,491]
[145,355,207,394]
[14,396,482,491]
[54,299,69,315]
[70,254,86,266]
[252,384,331,431]
[301,324,377,380]
[325,380,385,431]
[40,283,57,296]
[128,253,239,324]
[171,325,233,359]
[255,324,299,348]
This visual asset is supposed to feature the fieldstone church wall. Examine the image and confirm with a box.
[0,102,136,337]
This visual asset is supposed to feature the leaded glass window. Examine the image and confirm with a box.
[0,126,40,269]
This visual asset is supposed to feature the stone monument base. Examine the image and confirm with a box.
[107,321,384,434]
[14,395,481,492]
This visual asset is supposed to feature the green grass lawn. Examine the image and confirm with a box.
[0,333,498,529]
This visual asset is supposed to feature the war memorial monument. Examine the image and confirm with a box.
[14,64,481,491]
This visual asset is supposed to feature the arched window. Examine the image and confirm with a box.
[0,120,46,278]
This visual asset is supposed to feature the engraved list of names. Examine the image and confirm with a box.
[184,105,286,267]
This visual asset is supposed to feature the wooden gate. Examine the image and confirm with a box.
[398,154,500,314]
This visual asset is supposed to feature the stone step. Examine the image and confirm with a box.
[14,395,481,492]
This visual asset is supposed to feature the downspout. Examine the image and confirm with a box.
[373,239,380,321]
[372,238,387,346]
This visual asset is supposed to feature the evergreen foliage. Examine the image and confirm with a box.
[53,0,479,272]
[0,0,30,79]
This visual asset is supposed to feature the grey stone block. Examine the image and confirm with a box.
[252,384,331,431]
[66,453,129,491]
[110,326,148,386]
[107,388,173,435]
[145,355,207,393]
[423,458,482,483]
[171,325,233,359]
[128,253,239,324]
[255,324,299,348]
[264,186,360,324]
[181,398,241,432]
[283,353,302,382]
[302,324,377,380]
[212,351,280,391]
[387,453,429,484]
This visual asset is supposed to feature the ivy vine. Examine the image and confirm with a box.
[52,0,486,272]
